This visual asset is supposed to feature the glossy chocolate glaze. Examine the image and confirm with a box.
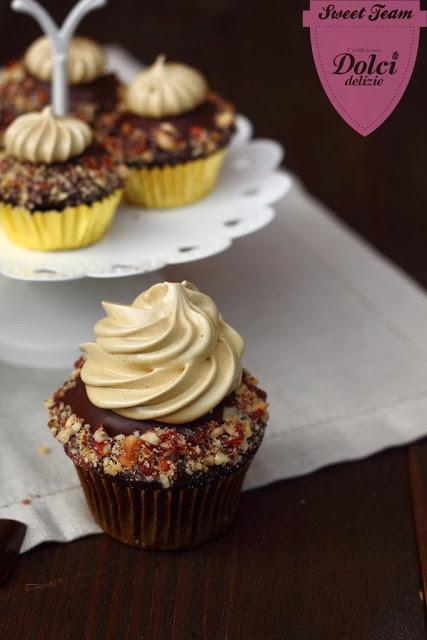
[117,97,224,137]
[63,375,239,437]
[97,93,236,167]
[0,70,120,137]
[38,72,120,113]
[62,372,266,438]
[0,66,119,120]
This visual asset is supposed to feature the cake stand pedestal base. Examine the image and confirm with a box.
[0,273,163,370]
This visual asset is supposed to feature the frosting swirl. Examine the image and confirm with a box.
[80,281,244,424]
[4,106,92,164]
[126,55,208,118]
[24,36,106,85]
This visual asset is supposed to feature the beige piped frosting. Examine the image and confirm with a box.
[24,36,106,85]
[4,106,92,164]
[80,281,244,424]
[126,55,208,118]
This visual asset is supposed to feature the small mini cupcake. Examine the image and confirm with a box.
[46,281,268,550]
[0,36,120,137]
[96,55,236,208]
[0,106,123,250]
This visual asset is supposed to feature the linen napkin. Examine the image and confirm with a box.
[1,179,427,552]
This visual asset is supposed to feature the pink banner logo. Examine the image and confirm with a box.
[303,2,427,135]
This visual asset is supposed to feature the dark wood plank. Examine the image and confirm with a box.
[0,448,424,640]
[409,442,427,607]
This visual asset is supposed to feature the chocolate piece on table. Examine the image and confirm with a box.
[0,519,27,585]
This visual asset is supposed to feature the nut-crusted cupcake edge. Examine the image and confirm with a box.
[0,60,121,131]
[0,146,125,212]
[45,362,268,489]
[95,92,236,168]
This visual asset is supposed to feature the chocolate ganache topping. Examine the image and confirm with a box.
[62,372,242,437]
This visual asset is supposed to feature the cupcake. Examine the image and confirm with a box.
[45,281,268,550]
[0,36,120,138]
[0,106,123,251]
[96,55,236,208]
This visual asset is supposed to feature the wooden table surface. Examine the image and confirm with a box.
[0,1,426,638]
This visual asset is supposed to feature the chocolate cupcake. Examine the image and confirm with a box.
[96,55,236,208]
[45,281,268,549]
[0,106,123,250]
[0,36,120,137]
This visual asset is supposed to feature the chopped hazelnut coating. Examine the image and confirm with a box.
[46,363,268,489]
[0,147,124,211]
[95,92,236,168]
[0,60,120,134]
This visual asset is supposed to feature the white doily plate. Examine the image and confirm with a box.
[0,47,291,368]
[0,115,291,281]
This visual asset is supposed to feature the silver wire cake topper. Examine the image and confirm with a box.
[11,0,107,117]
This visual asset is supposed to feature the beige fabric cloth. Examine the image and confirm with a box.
[2,179,427,552]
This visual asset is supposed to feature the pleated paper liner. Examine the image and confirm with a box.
[0,189,123,251]
[124,149,227,208]
[75,459,250,550]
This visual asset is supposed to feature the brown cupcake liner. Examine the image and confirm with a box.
[75,461,250,550]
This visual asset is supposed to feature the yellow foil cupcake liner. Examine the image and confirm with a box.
[0,189,123,251]
[124,148,227,208]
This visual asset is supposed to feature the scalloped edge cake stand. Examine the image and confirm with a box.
[0,48,292,370]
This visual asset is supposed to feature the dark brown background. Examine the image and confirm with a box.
[0,1,426,638]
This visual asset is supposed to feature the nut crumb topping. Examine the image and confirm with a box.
[46,364,268,489]
[36,445,51,456]
[0,60,120,135]
[0,147,124,211]
[95,92,236,168]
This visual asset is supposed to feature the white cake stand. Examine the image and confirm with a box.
[0,49,292,369]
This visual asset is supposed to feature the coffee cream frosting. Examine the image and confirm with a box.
[4,106,92,164]
[80,281,244,424]
[126,55,208,118]
[24,36,105,85]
